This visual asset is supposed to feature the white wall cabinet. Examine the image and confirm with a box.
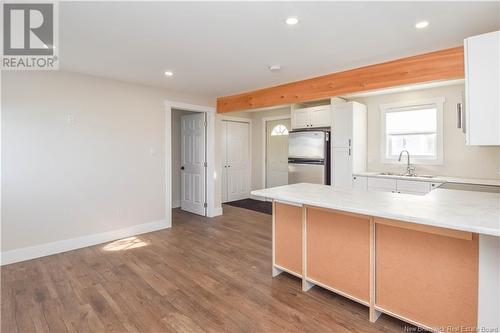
[464,31,500,146]
[352,176,367,190]
[367,177,397,192]
[357,176,442,195]
[291,105,331,129]
[331,101,367,189]
[333,148,352,188]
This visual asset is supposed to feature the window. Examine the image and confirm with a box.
[380,97,444,164]
[270,124,289,136]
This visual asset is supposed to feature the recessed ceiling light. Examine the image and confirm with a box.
[164,71,173,77]
[269,65,281,72]
[415,21,429,29]
[286,17,299,25]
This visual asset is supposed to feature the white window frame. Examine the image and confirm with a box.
[380,97,445,165]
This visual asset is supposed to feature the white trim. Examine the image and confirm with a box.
[219,116,252,203]
[211,206,223,217]
[165,101,221,218]
[261,115,291,190]
[172,200,181,209]
[306,277,370,307]
[374,306,437,333]
[274,264,302,278]
[218,115,252,123]
[1,219,168,266]
[478,234,500,330]
[379,97,445,165]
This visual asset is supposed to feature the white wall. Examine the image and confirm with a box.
[353,84,500,179]
[1,71,212,254]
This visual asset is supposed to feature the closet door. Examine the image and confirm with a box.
[223,121,250,202]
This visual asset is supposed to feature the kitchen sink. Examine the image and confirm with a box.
[378,172,435,178]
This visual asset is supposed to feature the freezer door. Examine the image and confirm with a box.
[288,163,326,185]
[288,131,325,159]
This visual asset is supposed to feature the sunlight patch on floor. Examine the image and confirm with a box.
[103,236,148,251]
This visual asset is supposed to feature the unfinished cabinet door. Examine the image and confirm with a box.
[375,220,478,330]
[306,207,370,303]
[274,202,302,275]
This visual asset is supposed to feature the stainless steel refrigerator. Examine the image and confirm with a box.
[288,130,331,185]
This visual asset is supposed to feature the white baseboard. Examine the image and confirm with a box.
[172,200,181,208]
[1,219,170,266]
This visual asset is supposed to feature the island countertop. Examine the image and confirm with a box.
[251,183,500,237]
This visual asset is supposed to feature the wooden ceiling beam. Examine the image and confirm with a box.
[217,46,464,113]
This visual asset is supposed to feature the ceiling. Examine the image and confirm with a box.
[60,2,499,100]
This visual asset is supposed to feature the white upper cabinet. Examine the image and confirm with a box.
[464,31,500,146]
[291,108,311,129]
[291,105,331,129]
[309,106,332,128]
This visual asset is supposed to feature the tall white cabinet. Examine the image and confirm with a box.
[464,31,500,146]
[331,101,367,189]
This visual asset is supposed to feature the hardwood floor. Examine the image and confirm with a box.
[1,205,413,332]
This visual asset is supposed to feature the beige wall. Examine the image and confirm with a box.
[1,71,212,252]
[352,84,500,179]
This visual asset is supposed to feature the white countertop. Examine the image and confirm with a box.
[353,172,500,186]
[251,183,500,237]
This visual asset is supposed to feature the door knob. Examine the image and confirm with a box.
[181,166,185,170]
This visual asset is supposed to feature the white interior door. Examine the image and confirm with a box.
[266,118,291,188]
[222,121,250,202]
[180,113,206,215]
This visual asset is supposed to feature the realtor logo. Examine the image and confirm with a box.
[1,2,59,69]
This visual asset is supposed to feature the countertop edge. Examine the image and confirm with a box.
[251,190,500,237]
[352,172,500,186]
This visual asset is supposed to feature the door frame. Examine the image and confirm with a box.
[261,115,292,192]
[218,115,252,203]
[165,101,220,227]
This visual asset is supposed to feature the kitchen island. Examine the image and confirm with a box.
[251,183,500,332]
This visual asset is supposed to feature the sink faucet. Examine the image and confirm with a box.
[398,150,416,176]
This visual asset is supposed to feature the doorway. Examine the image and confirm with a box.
[265,117,291,188]
[221,120,251,203]
[172,109,207,216]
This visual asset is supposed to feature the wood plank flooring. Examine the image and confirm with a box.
[1,205,414,332]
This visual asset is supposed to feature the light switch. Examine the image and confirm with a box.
[67,114,75,124]
[150,147,157,157]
